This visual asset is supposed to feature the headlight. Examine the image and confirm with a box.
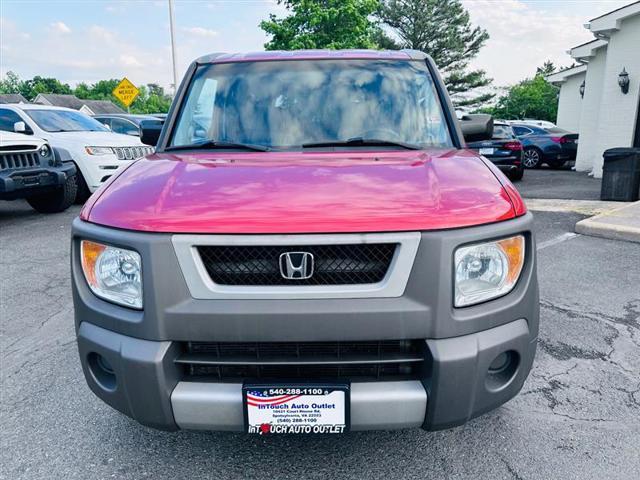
[80,240,143,309]
[38,144,50,157]
[454,235,525,307]
[85,146,114,156]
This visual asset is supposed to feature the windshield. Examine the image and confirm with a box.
[170,59,452,150]
[26,109,109,133]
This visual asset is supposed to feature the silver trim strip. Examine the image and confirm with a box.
[171,381,427,431]
[171,232,421,299]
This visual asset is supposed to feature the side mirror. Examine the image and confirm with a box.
[140,120,164,146]
[14,121,30,134]
[459,114,494,142]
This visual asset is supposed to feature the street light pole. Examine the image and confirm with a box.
[168,0,178,95]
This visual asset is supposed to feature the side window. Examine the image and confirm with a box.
[0,109,25,132]
[512,126,531,137]
[173,76,218,145]
[95,117,112,129]
[111,118,138,135]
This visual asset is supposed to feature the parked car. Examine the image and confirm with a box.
[93,114,164,137]
[72,50,538,435]
[511,123,578,168]
[517,119,557,129]
[466,122,524,181]
[0,104,154,201]
[0,131,76,213]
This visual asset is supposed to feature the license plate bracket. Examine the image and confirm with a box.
[243,383,350,435]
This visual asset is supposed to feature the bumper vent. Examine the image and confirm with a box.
[176,340,425,381]
[197,243,397,286]
[0,151,40,171]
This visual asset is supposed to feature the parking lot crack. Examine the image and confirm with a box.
[540,300,639,331]
[499,457,524,480]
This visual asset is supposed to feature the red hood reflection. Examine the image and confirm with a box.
[82,149,522,234]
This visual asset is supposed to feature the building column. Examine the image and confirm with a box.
[590,15,640,178]
[575,48,607,173]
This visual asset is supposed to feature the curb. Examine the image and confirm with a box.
[574,201,640,243]
[524,198,621,216]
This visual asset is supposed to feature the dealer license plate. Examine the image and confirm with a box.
[479,148,494,155]
[243,384,349,434]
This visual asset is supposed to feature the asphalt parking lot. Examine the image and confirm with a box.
[1,192,639,479]
[516,168,602,200]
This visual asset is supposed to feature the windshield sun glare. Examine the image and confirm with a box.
[170,59,452,150]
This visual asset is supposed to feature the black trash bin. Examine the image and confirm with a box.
[600,148,640,201]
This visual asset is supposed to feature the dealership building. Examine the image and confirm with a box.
[547,1,640,178]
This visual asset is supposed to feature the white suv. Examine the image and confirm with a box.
[0,104,154,201]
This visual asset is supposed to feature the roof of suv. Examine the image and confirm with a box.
[196,49,426,65]
[3,103,77,112]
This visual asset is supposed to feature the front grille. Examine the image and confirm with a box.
[176,340,425,381]
[0,151,40,171]
[113,146,154,160]
[197,243,397,286]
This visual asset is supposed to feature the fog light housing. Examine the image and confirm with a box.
[489,352,509,371]
[485,350,519,391]
[87,352,117,391]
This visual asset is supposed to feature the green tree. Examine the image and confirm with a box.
[0,72,72,100]
[481,75,559,122]
[1,72,173,113]
[260,0,381,50]
[27,76,73,97]
[536,60,556,76]
[0,71,24,94]
[378,0,492,107]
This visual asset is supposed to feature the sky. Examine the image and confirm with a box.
[0,0,633,91]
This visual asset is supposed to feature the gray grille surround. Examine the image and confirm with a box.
[172,232,421,299]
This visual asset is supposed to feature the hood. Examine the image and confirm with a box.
[0,131,45,148]
[47,131,144,147]
[83,149,521,234]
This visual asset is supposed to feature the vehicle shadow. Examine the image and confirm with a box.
[92,408,521,479]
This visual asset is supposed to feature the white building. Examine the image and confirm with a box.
[547,1,640,178]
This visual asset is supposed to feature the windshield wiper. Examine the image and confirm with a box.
[302,137,422,150]
[165,140,270,152]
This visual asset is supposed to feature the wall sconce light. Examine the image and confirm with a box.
[618,67,630,94]
[579,80,585,98]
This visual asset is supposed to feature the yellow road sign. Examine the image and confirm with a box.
[112,77,140,107]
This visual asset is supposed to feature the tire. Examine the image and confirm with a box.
[522,147,542,169]
[27,174,77,213]
[509,167,524,181]
[548,159,566,169]
[74,169,91,204]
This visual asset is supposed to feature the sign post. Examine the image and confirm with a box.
[112,78,140,112]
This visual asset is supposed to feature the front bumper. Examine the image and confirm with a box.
[80,156,133,192]
[72,213,539,432]
[77,318,535,431]
[0,163,75,199]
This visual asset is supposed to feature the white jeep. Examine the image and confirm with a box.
[0,104,154,201]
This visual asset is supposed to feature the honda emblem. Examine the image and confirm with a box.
[279,252,314,280]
